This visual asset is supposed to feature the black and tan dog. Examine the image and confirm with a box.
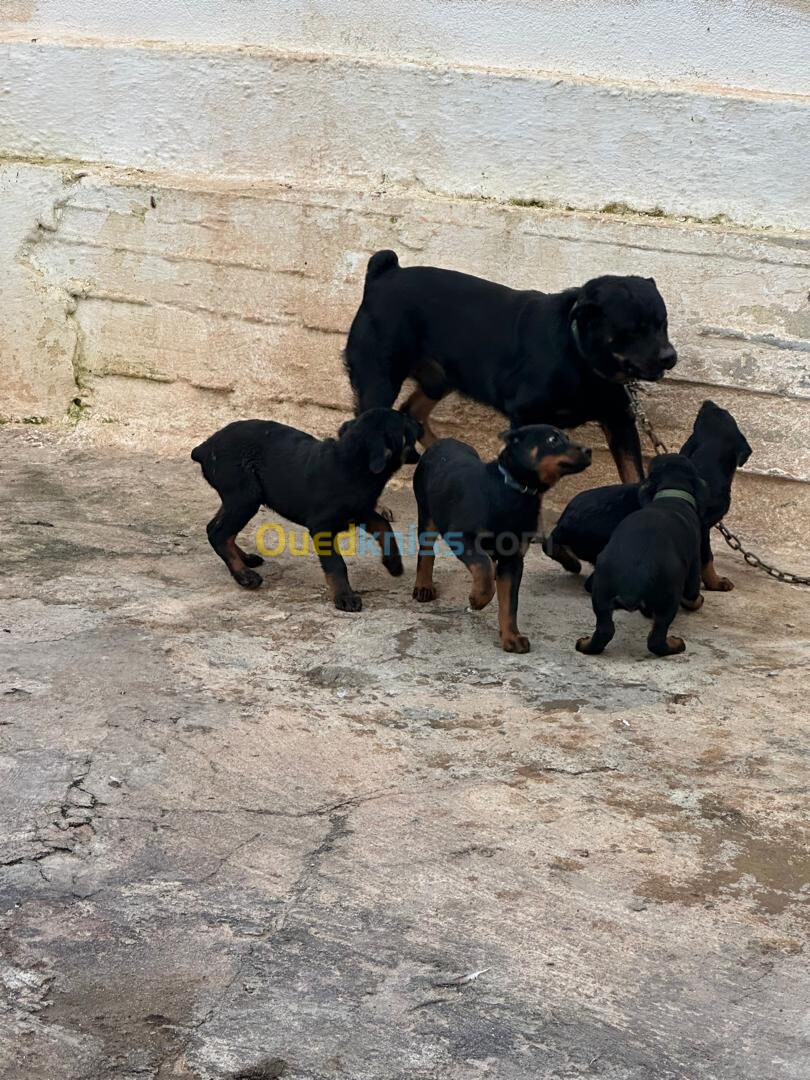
[576,454,707,658]
[412,426,591,652]
[546,401,751,590]
[191,408,421,611]
[345,250,676,481]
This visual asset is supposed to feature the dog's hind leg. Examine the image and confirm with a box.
[413,515,438,602]
[681,560,705,612]
[207,494,263,588]
[344,309,404,415]
[576,605,615,655]
[457,535,495,610]
[647,604,685,656]
[401,357,451,447]
[543,535,582,575]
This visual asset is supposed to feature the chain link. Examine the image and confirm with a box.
[627,382,810,588]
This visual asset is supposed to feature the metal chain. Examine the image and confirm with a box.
[627,382,810,588]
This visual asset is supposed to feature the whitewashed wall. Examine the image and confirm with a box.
[1,1,809,538]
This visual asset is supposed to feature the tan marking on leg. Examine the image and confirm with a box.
[401,387,442,446]
[497,575,529,653]
[702,559,734,592]
[468,561,495,610]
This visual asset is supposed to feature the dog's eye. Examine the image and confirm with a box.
[546,434,558,445]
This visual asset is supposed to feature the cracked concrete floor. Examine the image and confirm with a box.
[1,427,809,1080]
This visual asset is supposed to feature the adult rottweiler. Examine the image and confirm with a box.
[412,425,591,652]
[344,250,677,482]
[575,454,707,658]
[546,401,751,590]
[191,408,421,611]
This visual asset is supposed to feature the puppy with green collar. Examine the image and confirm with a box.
[576,454,707,657]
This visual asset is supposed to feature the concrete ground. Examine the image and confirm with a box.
[1,427,808,1080]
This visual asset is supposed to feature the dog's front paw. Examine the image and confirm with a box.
[234,568,263,589]
[576,634,602,655]
[413,585,437,603]
[665,635,686,654]
[334,591,363,612]
[502,633,530,654]
[382,553,403,577]
[377,505,394,523]
[707,576,734,592]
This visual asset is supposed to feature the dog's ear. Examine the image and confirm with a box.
[736,435,752,468]
[368,436,391,474]
[499,428,519,443]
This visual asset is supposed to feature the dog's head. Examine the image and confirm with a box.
[570,275,677,383]
[338,408,422,474]
[639,453,709,515]
[499,425,592,489]
[683,400,752,468]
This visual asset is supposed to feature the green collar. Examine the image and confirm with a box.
[654,488,697,510]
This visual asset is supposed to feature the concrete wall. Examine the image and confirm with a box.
[1,1,809,539]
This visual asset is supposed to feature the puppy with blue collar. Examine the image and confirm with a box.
[576,454,708,658]
[412,425,591,652]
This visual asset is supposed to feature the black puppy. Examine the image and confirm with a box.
[345,250,677,481]
[575,454,707,658]
[413,426,591,652]
[191,408,422,611]
[546,401,751,590]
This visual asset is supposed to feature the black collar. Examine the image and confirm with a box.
[498,463,539,496]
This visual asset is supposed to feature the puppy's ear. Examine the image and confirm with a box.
[647,277,657,286]
[736,436,752,468]
[368,437,391,475]
[498,428,518,443]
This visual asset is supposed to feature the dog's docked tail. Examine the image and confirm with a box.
[364,249,399,293]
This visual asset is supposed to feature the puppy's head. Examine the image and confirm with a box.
[639,453,709,515]
[685,400,752,467]
[499,425,592,489]
[339,408,422,474]
[571,275,677,383]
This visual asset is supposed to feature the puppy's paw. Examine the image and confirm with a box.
[377,505,394,523]
[681,594,705,612]
[382,553,404,577]
[502,633,530,654]
[665,635,686,654]
[468,586,495,611]
[413,585,437,603]
[242,553,264,568]
[234,569,263,589]
[334,591,363,612]
[576,634,603,655]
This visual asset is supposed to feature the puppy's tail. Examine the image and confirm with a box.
[364,249,399,291]
[190,441,206,465]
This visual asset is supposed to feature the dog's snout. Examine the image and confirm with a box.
[659,345,677,369]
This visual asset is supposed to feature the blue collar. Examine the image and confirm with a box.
[498,464,539,496]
